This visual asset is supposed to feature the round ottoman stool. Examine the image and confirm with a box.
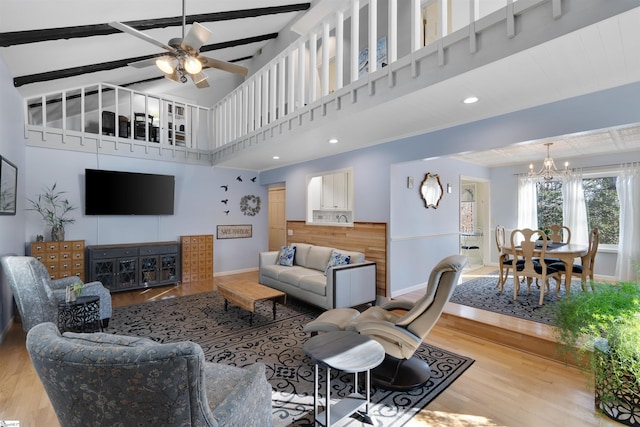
[303,307,361,336]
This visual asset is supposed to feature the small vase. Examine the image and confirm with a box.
[51,225,65,241]
[65,286,77,303]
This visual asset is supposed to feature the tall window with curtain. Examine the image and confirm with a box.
[517,176,538,230]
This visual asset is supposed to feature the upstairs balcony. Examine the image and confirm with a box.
[23,0,637,169]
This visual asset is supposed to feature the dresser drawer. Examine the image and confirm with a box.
[139,244,179,255]
[91,247,138,259]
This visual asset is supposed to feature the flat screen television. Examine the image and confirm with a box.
[85,169,175,215]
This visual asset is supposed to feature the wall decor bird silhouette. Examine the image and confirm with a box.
[220,185,228,191]
[224,210,230,215]
[250,177,257,182]
[236,176,243,182]
[221,199,228,204]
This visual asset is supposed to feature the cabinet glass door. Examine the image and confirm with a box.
[161,255,178,281]
[140,256,158,286]
[92,259,116,290]
[117,258,138,289]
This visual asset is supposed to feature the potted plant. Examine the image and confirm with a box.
[65,281,83,302]
[27,183,77,241]
[554,280,640,425]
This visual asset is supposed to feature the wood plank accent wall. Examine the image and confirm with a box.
[286,221,388,298]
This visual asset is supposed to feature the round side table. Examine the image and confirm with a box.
[57,295,102,333]
[303,331,385,426]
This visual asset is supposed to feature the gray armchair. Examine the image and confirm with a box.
[348,254,467,390]
[1,255,112,331]
[27,322,273,427]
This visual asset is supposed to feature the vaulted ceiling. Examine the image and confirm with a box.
[0,0,310,101]
[1,1,640,171]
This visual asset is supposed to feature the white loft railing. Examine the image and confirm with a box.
[24,83,213,164]
[211,0,558,150]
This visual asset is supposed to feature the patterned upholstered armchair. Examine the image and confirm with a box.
[0,255,112,331]
[27,323,273,427]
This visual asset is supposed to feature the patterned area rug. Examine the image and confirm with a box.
[449,271,581,325]
[109,292,474,427]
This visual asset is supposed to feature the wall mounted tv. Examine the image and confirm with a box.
[85,169,175,215]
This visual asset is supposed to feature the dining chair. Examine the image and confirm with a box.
[495,225,523,292]
[541,224,572,267]
[547,224,572,244]
[510,228,559,305]
[549,228,599,293]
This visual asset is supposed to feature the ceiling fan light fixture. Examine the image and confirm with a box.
[184,56,203,74]
[155,56,175,74]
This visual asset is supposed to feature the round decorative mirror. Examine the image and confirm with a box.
[420,173,443,209]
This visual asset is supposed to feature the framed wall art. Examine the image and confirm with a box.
[216,224,252,239]
[0,156,17,215]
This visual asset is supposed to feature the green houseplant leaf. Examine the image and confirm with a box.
[554,280,640,416]
[27,183,77,228]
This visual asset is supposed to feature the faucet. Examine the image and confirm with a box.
[337,214,348,223]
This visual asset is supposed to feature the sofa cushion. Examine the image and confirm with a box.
[277,245,296,266]
[325,250,351,275]
[278,267,320,287]
[261,264,291,281]
[293,243,313,267]
[299,274,328,296]
[306,246,334,272]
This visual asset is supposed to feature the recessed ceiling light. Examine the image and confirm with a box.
[463,96,479,104]
[329,138,338,144]
[272,156,280,160]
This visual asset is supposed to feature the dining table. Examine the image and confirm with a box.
[501,242,589,296]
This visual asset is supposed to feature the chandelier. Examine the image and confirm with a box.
[528,142,569,183]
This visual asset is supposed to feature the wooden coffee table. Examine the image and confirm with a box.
[217,280,286,325]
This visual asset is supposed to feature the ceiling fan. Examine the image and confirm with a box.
[109,1,248,88]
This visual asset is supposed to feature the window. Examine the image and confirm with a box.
[583,177,619,245]
[536,175,620,245]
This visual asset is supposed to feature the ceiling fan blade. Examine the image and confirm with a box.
[190,70,208,84]
[109,21,175,53]
[192,73,210,89]
[128,57,160,69]
[165,70,181,83]
[182,22,211,51]
[199,56,248,77]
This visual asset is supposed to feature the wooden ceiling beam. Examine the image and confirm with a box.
[0,4,309,47]
[13,33,276,87]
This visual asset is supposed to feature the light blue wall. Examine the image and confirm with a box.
[389,157,490,295]
[0,56,27,339]
[24,147,268,273]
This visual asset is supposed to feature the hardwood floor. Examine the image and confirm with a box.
[0,269,617,426]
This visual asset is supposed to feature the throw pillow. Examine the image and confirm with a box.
[325,250,351,275]
[277,245,296,266]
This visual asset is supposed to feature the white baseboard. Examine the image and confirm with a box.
[213,267,258,277]
[390,281,428,299]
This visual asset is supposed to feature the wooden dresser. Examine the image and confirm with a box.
[30,240,85,281]
[181,235,213,283]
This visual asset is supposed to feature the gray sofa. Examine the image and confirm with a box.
[259,243,376,310]
[27,322,273,427]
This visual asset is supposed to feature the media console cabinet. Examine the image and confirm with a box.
[86,241,180,293]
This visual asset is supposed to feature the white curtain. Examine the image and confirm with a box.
[517,176,538,230]
[615,165,640,281]
[562,172,589,246]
